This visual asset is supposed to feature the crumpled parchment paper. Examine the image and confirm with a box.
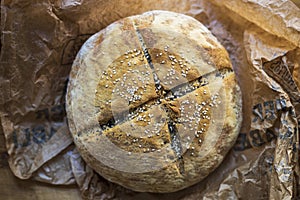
[1,0,300,199]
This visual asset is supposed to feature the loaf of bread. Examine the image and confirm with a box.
[66,10,242,193]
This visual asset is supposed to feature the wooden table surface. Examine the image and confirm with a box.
[0,127,82,200]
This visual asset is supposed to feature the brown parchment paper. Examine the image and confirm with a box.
[1,0,300,199]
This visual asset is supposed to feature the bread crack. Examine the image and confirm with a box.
[100,68,230,130]
[134,23,185,175]
[134,24,163,94]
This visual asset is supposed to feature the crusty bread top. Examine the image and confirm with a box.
[66,10,242,193]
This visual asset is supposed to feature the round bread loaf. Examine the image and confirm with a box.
[66,10,242,193]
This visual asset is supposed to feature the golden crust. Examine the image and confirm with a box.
[66,10,242,193]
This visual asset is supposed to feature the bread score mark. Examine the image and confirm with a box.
[98,71,218,131]
[165,103,185,175]
[95,23,232,176]
[133,22,185,175]
[134,23,163,94]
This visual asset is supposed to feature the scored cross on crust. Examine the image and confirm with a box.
[66,10,242,193]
